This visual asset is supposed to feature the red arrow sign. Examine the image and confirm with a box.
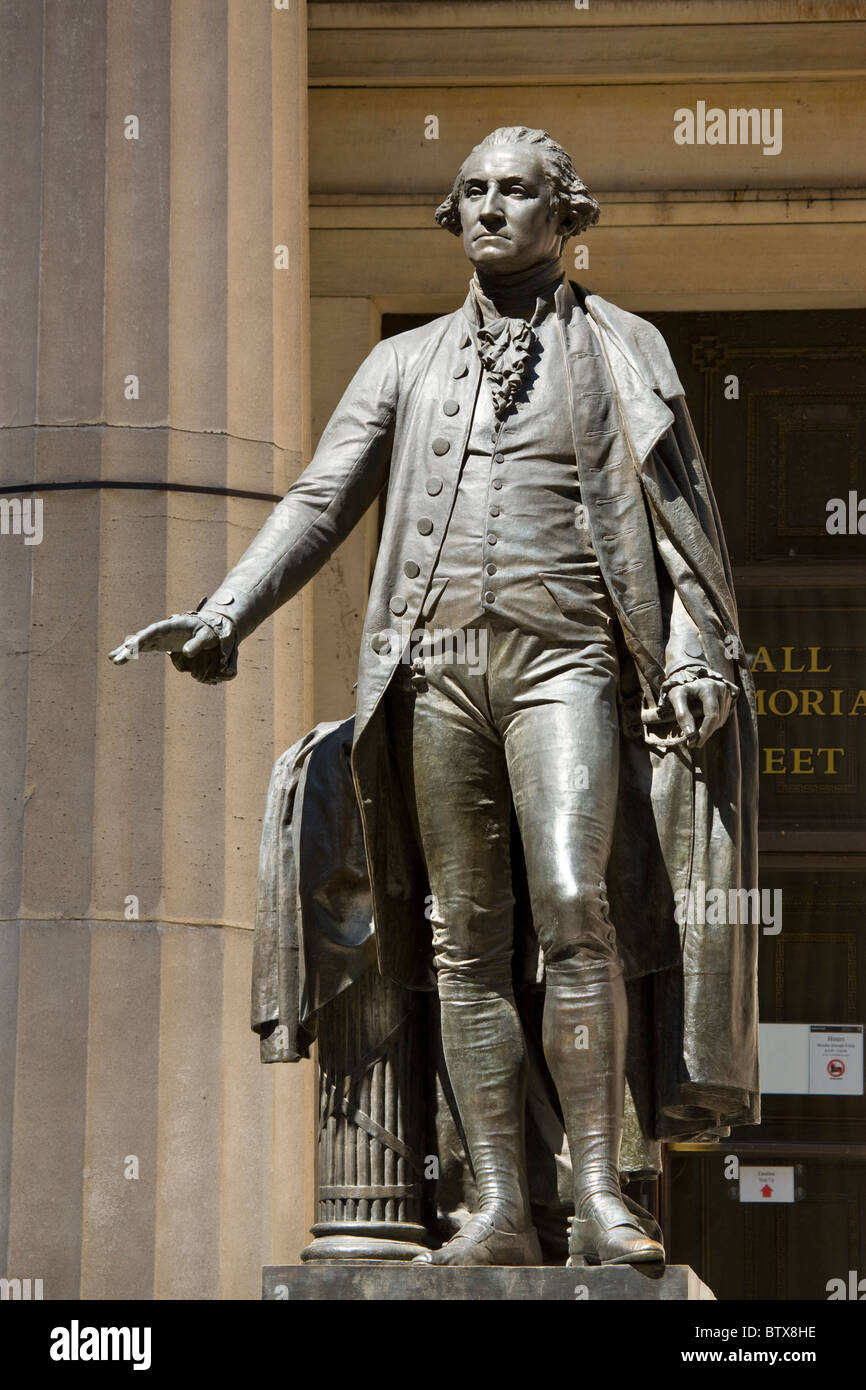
[761,1184,774,1198]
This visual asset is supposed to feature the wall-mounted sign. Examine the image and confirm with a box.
[759,1023,864,1095]
[808,1025,864,1096]
[736,605,866,833]
[739,1166,796,1203]
[759,1023,808,1093]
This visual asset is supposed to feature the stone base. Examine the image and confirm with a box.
[300,1233,429,1263]
[263,1264,715,1301]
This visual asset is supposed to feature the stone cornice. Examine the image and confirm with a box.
[309,4,866,83]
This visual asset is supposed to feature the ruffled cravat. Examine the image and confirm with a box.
[469,256,565,421]
[474,313,536,421]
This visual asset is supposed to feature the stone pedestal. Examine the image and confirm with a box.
[263,1264,715,1301]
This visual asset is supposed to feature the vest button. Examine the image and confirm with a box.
[370,632,391,655]
[390,596,407,616]
[442,400,459,416]
[487,533,498,545]
[494,452,505,463]
[492,478,503,490]
[452,364,468,379]
[417,518,434,535]
[489,505,500,517]
[432,437,450,456]
[486,563,497,576]
[403,561,420,578]
[426,477,443,495]
[484,591,496,604]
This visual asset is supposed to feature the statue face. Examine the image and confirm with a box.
[458,144,565,274]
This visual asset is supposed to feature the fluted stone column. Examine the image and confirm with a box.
[0,0,315,1300]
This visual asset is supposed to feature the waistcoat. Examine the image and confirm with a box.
[426,280,616,645]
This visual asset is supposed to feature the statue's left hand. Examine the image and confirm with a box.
[667,678,733,748]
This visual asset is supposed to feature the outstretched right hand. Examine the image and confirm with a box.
[108,614,219,666]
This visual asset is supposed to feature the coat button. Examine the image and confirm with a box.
[426,477,443,496]
[486,563,497,575]
[432,437,450,456]
[390,596,407,616]
[404,561,420,578]
[484,591,496,603]
[370,632,391,655]
[417,518,434,535]
[489,505,500,517]
[212,589,235,605]
[452,364,468,379]
[492,478,503,490]
[442,400,459,416]
[494,452,505,463]
[487,533,498,545]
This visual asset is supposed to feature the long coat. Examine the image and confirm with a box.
[216,282,760,1143]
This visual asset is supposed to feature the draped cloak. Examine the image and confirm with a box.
[237,283,760,1149]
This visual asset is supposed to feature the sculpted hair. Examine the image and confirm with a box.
[435,127,601,242]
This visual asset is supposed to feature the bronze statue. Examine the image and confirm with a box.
[111,127,760,1269]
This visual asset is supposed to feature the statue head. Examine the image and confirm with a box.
[435,127,600,275]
